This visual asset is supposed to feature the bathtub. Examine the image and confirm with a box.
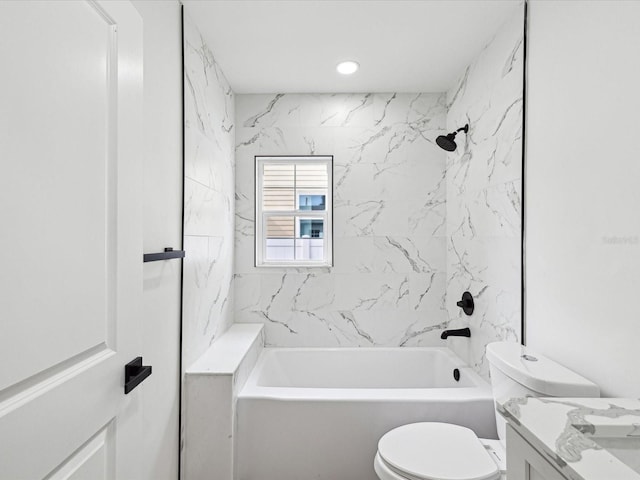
[236,347,496,480]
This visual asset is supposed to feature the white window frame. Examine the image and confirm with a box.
[255,155,333,267]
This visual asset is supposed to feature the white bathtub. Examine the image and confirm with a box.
[236,347,496,480]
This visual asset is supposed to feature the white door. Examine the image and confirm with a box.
[0,1,144,479]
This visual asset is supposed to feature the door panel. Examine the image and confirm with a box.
[45,423,115,480]
[0,0,114,393]
[0,1,143,479]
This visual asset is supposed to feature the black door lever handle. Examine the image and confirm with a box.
[124,357,152,394]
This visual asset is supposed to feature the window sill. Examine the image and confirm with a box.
[255,262,333,268]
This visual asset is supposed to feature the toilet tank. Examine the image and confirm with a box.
[486,342,600,443]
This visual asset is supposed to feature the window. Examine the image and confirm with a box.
[255,156,333,267]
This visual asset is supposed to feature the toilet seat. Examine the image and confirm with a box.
[375,423,500,480]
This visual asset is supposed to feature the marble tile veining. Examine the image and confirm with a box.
[183,12,235,369]
[445,7,524,378]
[234,93,449,347]
[500,397,640,479]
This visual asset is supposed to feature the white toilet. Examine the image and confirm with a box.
[374,342,600,480]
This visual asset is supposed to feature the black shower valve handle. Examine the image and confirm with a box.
[456,291,474,316]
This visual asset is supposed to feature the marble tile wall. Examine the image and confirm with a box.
[182,324,263,480]
[182,13,235,369]
[444,8,524,379]
[234,93,450,346]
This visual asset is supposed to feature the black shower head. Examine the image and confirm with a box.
[436,124,469,152]
[436,133,458,152]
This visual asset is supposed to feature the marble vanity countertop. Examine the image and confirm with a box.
[498,397,640,480]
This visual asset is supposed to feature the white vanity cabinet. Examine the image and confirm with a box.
[506,424,567,480]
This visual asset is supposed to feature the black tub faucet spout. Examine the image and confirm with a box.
[440,328,471,339]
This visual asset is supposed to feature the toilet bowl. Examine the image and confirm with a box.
[373,342,599,480]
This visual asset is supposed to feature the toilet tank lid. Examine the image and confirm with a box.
[486,342,600,397]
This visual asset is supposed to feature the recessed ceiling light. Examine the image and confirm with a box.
[336,61,359,75]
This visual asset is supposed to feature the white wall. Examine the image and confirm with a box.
[234,93,449,347]
[445,8,524,379]
[526,1,640,397]
[131,1,182,478]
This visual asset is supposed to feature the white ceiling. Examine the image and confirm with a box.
[182,0,522,94]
